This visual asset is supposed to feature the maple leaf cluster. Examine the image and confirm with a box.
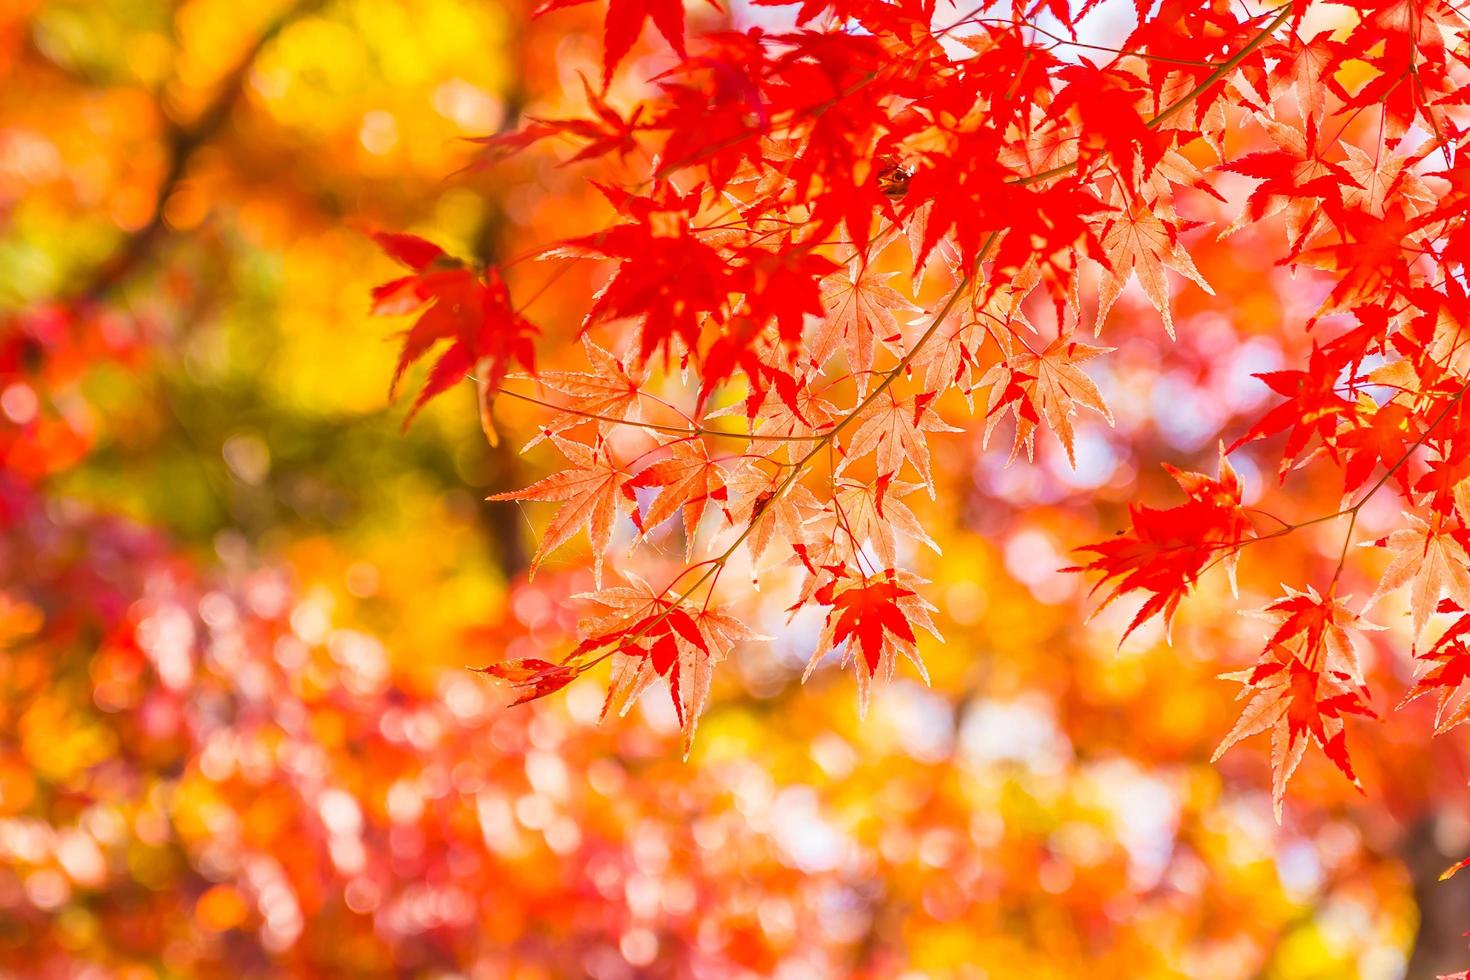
[370,231,537,445]
[370,0,1470,818]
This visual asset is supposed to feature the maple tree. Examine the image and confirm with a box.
[372,0,1470,965]
[400,0,1470,826]
[12,0,1470,974]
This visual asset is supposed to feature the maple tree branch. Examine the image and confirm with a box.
[1328,507,1359,592]
[566,6,1303,663]
[1147,4,1291,130]
[573,239,990,659]
[1244,505,1295,529]
[736,3,1293,557]
[1359,382,1469,501]
[497,386,824,442]
[1191,379,1470,584]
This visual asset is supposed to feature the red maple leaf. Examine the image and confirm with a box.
[1214,588,1380,819]
[557,185,733,369]
[1072,449,1248,641]
[538,0,706,82]
[1399,601,1470,734]
[624,439,728,557]
[472,658,580,705]
[487,434,628,586]
[802,568,939,715]
[822,575,914,676]
[468,76,646,167]
[370,232,537,444]
[1227,344,1355,473]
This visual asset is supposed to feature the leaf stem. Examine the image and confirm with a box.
[497,387,824,442]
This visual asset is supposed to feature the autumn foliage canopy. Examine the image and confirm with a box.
[12,0,1470,974]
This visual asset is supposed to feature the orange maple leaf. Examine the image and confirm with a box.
[489,435,627,586]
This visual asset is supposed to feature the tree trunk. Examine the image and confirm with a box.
[1404,815,1470,978]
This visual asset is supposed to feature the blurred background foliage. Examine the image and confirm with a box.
[1,1,1469,977]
